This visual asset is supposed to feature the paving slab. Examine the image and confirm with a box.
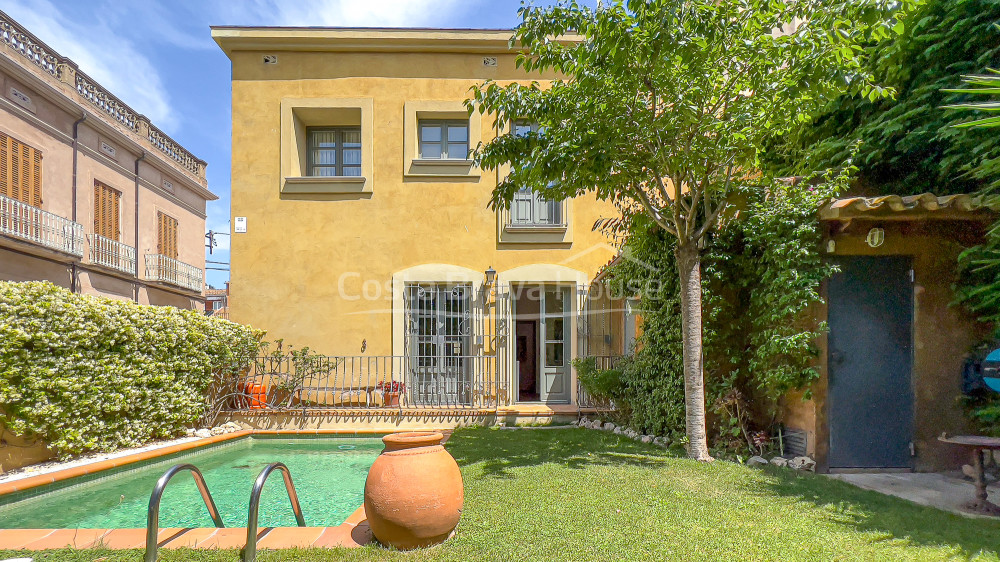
[828,472,1000,518]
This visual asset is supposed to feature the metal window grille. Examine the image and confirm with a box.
[307,127,362,177]
[405,284,473,406]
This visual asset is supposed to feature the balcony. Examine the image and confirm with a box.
[0,194,83,256]
[88,234,136,275]
[145,253,203,293]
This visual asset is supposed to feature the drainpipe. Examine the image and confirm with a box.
[133,151,146,302]
[70,113,86,293]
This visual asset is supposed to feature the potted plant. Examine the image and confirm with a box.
[377,380,405,406]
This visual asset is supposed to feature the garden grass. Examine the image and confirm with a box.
[5,427,1000,561]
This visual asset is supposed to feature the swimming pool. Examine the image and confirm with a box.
[0,436,383,529]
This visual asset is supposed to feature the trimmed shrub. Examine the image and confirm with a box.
[0,281,263,456]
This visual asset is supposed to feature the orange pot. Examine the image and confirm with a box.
[363,432,463,550]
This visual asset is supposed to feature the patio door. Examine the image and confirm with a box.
[539,286,570,403]
[827,256,913,469]
[405,284,472,406]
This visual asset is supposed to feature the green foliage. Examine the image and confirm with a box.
[469,0,903,240]
[774,0,1000,195]
[0,281,263,456]
[584,179,839,453]
[705,173,848,406]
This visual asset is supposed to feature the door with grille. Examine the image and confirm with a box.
[405,284,473,406]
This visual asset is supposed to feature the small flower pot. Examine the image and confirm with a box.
[364,432,463,550]
[383,391,400,406]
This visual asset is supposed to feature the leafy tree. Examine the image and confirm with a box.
[469,0,903,460]
[774,0,1000,194]
[943,71,1000,326]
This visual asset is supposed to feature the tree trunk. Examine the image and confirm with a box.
[675,241,713,461]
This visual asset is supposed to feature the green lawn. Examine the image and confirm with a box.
[7,427,1000,561]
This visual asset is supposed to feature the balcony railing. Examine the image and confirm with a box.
[145,253,203,292]
[88,234,136,275]
[0,194,83,256]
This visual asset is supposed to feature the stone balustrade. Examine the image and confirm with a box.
[0,10,206,179]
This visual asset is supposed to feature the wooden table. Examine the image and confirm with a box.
[938,435,1000,516]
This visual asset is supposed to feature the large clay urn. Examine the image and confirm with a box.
[363,431,463,549]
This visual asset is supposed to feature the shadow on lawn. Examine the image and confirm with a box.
[446,427,675,478]
[760,468,1000,557]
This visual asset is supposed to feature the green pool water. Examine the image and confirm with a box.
[0,437,383,529]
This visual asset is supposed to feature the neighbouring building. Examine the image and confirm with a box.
[205,282,229,318]
[212,27,628,424]
[0,11,215,308]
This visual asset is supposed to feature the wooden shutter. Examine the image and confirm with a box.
[157,211,178,259]
[0,132,42,207]
[93,181,121,241]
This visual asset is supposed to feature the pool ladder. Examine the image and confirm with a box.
[144,462,306,562]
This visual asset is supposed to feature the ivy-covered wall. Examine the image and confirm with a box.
[581,184,835,455]
[0,281,263,459]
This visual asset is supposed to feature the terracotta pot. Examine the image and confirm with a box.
[383,391,400,406]
[363,431,463,549]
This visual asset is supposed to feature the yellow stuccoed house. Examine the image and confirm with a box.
[213,27,632,428]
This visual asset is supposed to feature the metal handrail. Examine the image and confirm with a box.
[145,463,225,562]
[242,462,306,562]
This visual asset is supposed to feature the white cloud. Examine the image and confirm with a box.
[212,0,464,27]
[0,0,179,132]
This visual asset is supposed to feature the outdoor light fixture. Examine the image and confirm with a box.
[485,266,496,286]
[866,228,885,248]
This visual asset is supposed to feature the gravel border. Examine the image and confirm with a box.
[0,435,201,485]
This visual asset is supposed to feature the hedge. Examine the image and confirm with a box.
[0,281,263,456]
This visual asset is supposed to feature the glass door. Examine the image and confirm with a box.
[539,286,570,403]
[405,284,472,405]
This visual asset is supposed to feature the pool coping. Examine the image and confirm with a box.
[0,429,450,551]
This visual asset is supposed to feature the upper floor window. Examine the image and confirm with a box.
[418,120,469,160]
[94,181,121,241]
[509,121,563,228]
[0,132,42,208]
[157,211,178,260]
[307,127,362,177]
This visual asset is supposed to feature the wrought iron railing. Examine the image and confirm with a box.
[577,355,621,409]
[0,10,205,177]
[210,354,509,415]
[145,253,203,292]
[88,233,136,275]
[0,194,83,256]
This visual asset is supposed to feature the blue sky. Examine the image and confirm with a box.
[0,0,565,288]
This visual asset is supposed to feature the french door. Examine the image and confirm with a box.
[405,284,473,405]
[539,286,570,403]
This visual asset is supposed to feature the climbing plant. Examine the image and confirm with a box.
[581,174,847,454]
[772,0,1000,195]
